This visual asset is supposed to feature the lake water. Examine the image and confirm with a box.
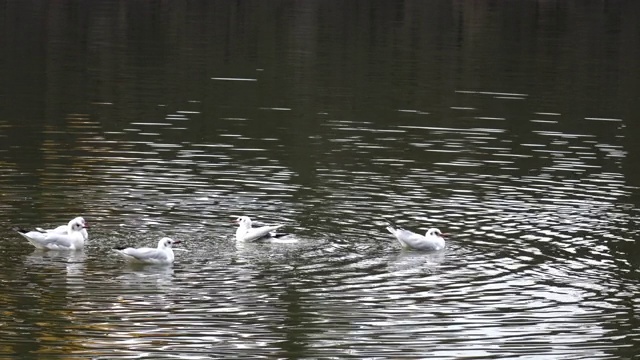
[1,1,639,359]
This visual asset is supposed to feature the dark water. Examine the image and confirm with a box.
[1,1,640,358]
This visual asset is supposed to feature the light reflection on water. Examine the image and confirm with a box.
[2,0,640,356]
[1,87,638,358]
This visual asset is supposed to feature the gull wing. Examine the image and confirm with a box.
[394,229,429,248]
[116,247,171,264]
[37,224,68,234]
[34,225,88,241]
[241,225,283,242]
[18,231,75,250]
[386,226,443,251]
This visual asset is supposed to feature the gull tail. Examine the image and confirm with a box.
[112,249,136,263]
[384,222,407,247]
[271,231,290,239]
[384,219,402,234]
[112,248,131,259]
[13,228,44,249]
[12,226,29,234]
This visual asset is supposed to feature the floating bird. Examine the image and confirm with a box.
[386,224,446,251]
[15,217,88,250]
[35,216,89,241]
[113,237,182,265]
[233,216,287,242]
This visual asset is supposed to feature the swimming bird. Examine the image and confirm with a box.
[233,216,286,242]
[385,224,446,251]
[15,218,88,250]
[113,237,182,265]
[35,216,89,241]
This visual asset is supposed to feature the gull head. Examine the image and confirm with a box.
[233,216,252,229]
[73,217,88,228]
[158,237,181,249]
[68,218,88,232]
[426,228,446,238]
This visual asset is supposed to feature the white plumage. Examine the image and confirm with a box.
[35,216,89,241]
[386,225,446,251]
[16,217,88,251]
[113,237,182,265]
[234,216,285,242]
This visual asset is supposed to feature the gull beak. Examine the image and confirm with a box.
[172,240,182,245]
[83,223,90,228]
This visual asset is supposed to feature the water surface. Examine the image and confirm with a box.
[1,1,639,359]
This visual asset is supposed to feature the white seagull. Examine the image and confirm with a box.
[35,216,89,241]
[15,218,88,251]
[233,216,286,242]
[386,224,447,251]
[113,237,182,265]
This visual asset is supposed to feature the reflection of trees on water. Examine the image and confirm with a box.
[0,250,88,356]
[2,0,638,218]
[0,1,639,358]
[8,251,180,358]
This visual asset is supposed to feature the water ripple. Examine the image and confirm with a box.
[0,92,638,359]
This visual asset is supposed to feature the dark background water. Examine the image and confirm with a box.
[1,1,639,359]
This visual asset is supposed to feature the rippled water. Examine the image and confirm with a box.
[2,1,640,359]
[2,89,638,359]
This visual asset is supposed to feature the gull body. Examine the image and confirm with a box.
[386,225,446,251]
[35,216,89,241]
[234,216,285,242]
[113,237,181,265]
[16,218,88,251]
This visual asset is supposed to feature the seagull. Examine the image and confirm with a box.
[15,218,88,250]
[113,237,182,265]
[385,224,447,251]
[233,216,287,242]
[35,216,89,241]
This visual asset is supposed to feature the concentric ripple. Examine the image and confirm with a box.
[1,88,638,359]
